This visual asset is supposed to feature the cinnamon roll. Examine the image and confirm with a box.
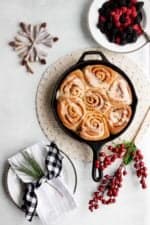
[79,112,110,141]
[56,65,134,141]
[84,88,111,113]
[57,69,85,99]
[57,97,85,131]
[107,78,132,105]
[105,105,132,134]
[83,65,118,89]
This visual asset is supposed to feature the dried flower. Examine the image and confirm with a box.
[9,22,58,74]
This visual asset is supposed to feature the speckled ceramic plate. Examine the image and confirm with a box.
[88,0,150,53]
[36,48,150,161]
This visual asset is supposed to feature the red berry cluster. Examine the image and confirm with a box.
[111,6,140,31]
[98,144,126,170]
[89,164,127,211]
[97,0,144,45]
[108,144,126,157]
[88,142,148,212]
[133,150,147,189]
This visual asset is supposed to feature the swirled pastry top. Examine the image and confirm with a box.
[57,70,86,99]
[56,65,133,141]
[83,65,118,89]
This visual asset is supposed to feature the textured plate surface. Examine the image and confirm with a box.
[88,0,150,53]
[36,48,150,161]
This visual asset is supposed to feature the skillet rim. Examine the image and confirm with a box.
[51,58,138,149]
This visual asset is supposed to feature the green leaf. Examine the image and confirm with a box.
[22,152,44,177]
[17,165,41,179]
[123,141,137,165]
[13,151,44,180]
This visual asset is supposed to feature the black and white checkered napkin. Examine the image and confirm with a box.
[22,142,63,221]
[8,141,76,224]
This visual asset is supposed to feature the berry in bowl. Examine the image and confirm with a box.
[88,0,150,53]
[98,0,143,45]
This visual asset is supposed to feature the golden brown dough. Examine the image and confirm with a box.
[79,111,110,141]
[57,97,85,131]
[57,69,85,99]
[84,88,111,113]
[105,105,132,134]
[83,65,118,89]
[107,78,132,105]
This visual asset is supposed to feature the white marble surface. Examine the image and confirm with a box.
[0,1,150,225]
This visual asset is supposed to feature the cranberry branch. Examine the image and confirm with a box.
[89,106,150,212]
[88,142,147,212]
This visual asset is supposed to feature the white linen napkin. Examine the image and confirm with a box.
[8,142,76,225]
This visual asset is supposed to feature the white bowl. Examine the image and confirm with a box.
[88,0,150,53]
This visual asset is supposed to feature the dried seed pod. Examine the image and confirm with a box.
[9,22,59,74]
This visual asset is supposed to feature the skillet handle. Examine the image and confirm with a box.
[92,150,103,182]
[77,51,109,64]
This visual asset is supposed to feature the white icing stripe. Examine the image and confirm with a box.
[108,79,132,104]
[109,109,130,126]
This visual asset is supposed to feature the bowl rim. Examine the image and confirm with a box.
[88,0,149,53]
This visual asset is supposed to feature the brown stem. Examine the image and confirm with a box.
[143,31,150,43]
[132,106,150,142]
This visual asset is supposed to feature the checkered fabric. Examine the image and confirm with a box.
[22,142,63,222]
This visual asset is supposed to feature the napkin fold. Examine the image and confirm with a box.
[8,142,76,225]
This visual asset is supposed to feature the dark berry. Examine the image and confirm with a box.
[117,0,128,7]
[112,28,119,36]
[98,8,105,16]
[97,0,143,46]
[99,15,106,23]
[126,34,133,43]
[115,36,121,44]
[132,34,138,42]
[111,2,118,9]
[126,26,134,35]
[120,39,127,45]
[102,2,113,15]
[125,0,132,7]
[130,30,138,42]
[120,14,127,23]
[102,2,112,9]
[104,8,112,17]
[97,22,105,33]
[134,12,142,24]
[135,2,144,12]
[106,21,113,31]
[107,33,115,42]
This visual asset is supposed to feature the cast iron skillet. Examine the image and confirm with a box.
[51,51,138,182]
